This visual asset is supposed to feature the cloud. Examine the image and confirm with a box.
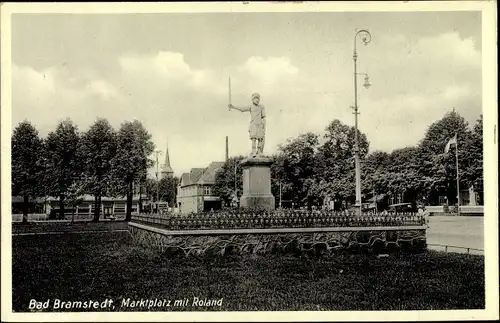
[238,56,299,85]
[11,31,481,175]
[89,80,119,101]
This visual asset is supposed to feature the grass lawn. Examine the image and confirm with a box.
[12,221,128,234]
[12,231,484,312]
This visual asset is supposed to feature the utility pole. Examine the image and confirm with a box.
[154,150,162,213]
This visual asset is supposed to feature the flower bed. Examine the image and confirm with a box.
[131,209,425,231]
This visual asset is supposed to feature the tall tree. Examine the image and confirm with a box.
[385,147,425,203]
[158,176,179,207]
[362,151,391,196]
[45,119,80,219]
[112,120,155,221]
[316,119,369,205]
[418,110,472,204]
[270,153,293,207]
[213,156,244,207]
[11,121,45,223]
[274,132,320,207]
[465,115,483,191]
[78,118,117,222]
[144,177,157,203]
[66,181,85,222]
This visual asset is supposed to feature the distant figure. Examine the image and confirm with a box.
[231,192,239,208]
[229,93,266,157]
[423,207,430,228]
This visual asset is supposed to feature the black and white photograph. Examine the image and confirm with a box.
[1,2,498,322]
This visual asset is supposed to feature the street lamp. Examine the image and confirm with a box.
[352,29,372,216]
[358,73,371,89]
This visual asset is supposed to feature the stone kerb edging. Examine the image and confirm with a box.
[129,221,426,236]
[128,222,427,256]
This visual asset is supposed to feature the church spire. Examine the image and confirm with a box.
[164,141,171,167]
[161,140,174,178]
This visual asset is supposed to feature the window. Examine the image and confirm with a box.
[114,203,126,214]
[78,203,90,214]
[204,186,211,195]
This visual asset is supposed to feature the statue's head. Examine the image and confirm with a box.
[252,93,260,105]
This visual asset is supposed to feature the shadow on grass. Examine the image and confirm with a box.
[12,232,484,312]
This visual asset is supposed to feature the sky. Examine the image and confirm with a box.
[10,10,482,176]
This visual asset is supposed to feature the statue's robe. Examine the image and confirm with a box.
[238,104,266,139]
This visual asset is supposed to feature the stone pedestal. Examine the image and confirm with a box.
[239,156,275,210]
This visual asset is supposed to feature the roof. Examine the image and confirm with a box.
[161,166,174,174]
[179,168,203,186]
[179,162,224,187]
[199,162,225,184]
[180,172,191,186]
[190,168,205,184]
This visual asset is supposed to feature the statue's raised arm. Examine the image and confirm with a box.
[228,104,250,112]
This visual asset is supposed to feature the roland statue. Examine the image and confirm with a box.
[229,93,266,157]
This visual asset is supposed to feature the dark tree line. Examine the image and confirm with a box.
[143,176,180,207]
[214,110,483,210]
[11,118,156,222]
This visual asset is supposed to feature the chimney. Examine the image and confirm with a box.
[225,136,229,162]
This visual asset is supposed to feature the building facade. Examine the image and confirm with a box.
[176,161,224,214]
[44,194,142,219]
[13,180,146,219]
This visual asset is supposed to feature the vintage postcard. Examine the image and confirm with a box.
[1,1,498,322]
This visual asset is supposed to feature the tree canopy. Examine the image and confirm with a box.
[12,109,484,219]
[113,120,155,220]
[11,121,45,222]
[78,118,117,221]
[45,119,81,219]
[213,156,244,206]
[214,111,483,210]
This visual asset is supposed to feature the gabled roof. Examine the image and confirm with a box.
[190,168,205,184]
[199,161,224,184]
[180,172,191,186]
[179,168,204,186]
[179,162,224,187]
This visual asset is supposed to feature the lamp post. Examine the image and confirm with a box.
[352,29,372,216]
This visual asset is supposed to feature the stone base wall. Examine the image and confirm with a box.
[129,223,427,257]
